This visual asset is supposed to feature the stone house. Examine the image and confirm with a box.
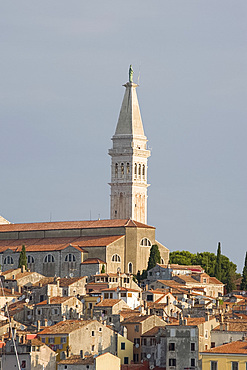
[211,319,247,348]
[121,314,166,363]
[26,276,87,304]
[38,319,117,362]
[34,296,83,326]
[146,263,204,284]
[101,287,141,309]
[2,336,56,370]
[156,324,200,369]
[1,266,44,292]
[93,298,129,332]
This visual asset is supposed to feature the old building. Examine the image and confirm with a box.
[38,319,116,362]
[0,219,169,276]
[2,335,56,370]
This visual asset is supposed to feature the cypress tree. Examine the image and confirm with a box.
[101,264,106,273]
[147,244,161,271]
[214,242,222,281]
[18,245,27,269]
[240,252,247,291]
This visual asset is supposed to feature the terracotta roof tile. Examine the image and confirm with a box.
[0,218,154,233]
[36,296,74,305]
[39,319,94,335]
[202,340,247,354]
[95,299,122,307]
[0,235,123,253]
[81,258,105,264]
[58,355,94,365]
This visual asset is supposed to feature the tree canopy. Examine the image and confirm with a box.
[18,245,27,269]
[169,248,237,293]
[147,244,161,271]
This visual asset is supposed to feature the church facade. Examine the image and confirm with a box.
[0,69,169,277]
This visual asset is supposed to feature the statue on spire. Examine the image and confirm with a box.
[129,65,133,83]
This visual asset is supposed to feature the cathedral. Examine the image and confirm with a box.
[0,68,169,277]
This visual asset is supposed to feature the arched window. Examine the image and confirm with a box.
[128,262,133,274]
[65,254,76,262]
[140,238,152,247]
[112,254,121,262]
[27,255,34,264]
[142,164,145,178]
[121,163,124,176]
[138,164,141,176]
[4,256,13,265]
[115,163,118,177]
[134,163,137,177]
[44,254,54,263]
[161,258,165,264]
[126,163,130,174]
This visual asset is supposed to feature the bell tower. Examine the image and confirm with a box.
[109,66,150,224]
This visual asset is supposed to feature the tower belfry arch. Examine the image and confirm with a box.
[109,66,150,224]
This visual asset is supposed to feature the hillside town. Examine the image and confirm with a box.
[0,70,246,370]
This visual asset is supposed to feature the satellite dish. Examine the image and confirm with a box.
[135,343,139,348]
[138,307,142,312]
[147,354,151,359]
[47,320,52,326]
[182,298,185,302]
[104,315,108,320]
[21,295,25,300]
[69,273,74,278]
[173,300,177,305]
[11,298,15,303]
[25,298,29,303]
[116,287,120,294]
[81,299,85,304]
[93,316,96,320]
[150,365,154,370]
[27,315,32,320]
[117,267,121,273]
[97,297,101,303]
[20,325,25,330]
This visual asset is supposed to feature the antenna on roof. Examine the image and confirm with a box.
[98,214,100,220]
[49,212,52,222]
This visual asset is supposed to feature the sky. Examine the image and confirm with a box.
[1,1,246,272]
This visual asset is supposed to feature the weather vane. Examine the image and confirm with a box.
[129,64,133,83]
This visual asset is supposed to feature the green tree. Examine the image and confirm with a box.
[214,242,222,282]
[240,252,247,291]
[101,264,105,273]
[147,244,161,271]
[18,245,27,269]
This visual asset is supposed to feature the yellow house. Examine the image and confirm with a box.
[201,339,247,370]
[117,333,133,365]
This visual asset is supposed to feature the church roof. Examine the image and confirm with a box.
[114,82,145,137]
[0,235,123,253]
[0,218,154,233]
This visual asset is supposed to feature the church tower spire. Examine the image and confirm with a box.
[109,66,151,224]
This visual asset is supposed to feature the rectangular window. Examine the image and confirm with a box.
[121,292,127,297]
[170,329,176,337]
[211,342,215,348]
[134,325,139,332]
[169,342,175,351]
[41,338,46,343]
[191,342,195,351]
[147,295,153,301]
[191,358,196,367]
[92,331,94,336]
[104,293,109,299]
[92,345,95,351]
[205,330,208,339]
[211,361,218,370]
[61,337,67,343]
[232,362,239,370]
[169,358,176,366]
[48,337,54,344]
[124,357,129,364]
[133,354,139,363]
[121,342,125,350]
[134,338,140,345]
[110,293,113,298]
[142,338,147,346]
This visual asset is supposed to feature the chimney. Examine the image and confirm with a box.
[205,313,210,322]
[21,265,26,273]
[11,287,15,295]
[37,320,41,332]
[80,350,84,359]
[225,322,229,331]
[56,277,60,288]
[47,296,50,304]
[44,319,48,327]
[183,318,187,325]
[169,288,172,293]
[220,323,224,331]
